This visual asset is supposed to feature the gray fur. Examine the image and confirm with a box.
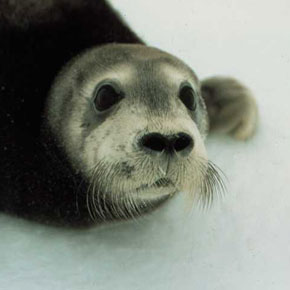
[46,44,211,209]
[45,43,257,218]
[201,76,258,140]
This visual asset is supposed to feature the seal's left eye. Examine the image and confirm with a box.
[179,85,197,111]
[94,85,121,112]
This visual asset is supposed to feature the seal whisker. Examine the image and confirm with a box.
[194,157,227,208]
[90,165,103,221]
[85,165,98,221]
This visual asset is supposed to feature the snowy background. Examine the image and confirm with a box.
[1,0,290,289]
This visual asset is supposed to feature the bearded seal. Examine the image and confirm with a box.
[0,0,258,226]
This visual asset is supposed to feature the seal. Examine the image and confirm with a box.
[0,0,258,226]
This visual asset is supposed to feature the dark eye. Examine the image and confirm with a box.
[93,84,121,112]
[179,85,196,111]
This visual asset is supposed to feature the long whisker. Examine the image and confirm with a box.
[84,150,226,222]
[195,158,227,208]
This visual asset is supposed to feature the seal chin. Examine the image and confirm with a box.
[133,178,177,201]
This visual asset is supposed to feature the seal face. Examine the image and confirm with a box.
[46,44,210,221]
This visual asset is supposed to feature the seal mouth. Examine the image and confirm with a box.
[136,178,173,191]
[133,177,177,201]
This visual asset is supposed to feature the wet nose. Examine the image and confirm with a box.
[139,132,194,156]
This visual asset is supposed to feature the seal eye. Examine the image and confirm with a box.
[94,84,121,112]
[179,85,196,111]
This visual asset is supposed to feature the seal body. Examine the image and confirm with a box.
[0,0,257,226]
[0,0,146,225]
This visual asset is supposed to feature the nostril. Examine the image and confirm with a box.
[140,133,167,152]
[173,133,194,152]
[139,132,194,155]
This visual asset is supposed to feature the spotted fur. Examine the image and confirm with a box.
[0,0,257,226]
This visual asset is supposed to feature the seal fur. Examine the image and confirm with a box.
[0,0,257,226]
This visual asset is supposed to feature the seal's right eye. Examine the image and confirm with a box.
[93,84,121,112]
[179,84,197,111]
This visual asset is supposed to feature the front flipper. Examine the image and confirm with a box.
[201,77,258,140]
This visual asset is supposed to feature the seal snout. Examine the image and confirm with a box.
[139,132,194,157]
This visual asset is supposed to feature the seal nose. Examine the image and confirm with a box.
[139,132,194,156]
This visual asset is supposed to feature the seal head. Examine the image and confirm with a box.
[46,44,211,220]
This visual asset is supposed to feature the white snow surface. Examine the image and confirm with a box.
[1,0,290,289]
